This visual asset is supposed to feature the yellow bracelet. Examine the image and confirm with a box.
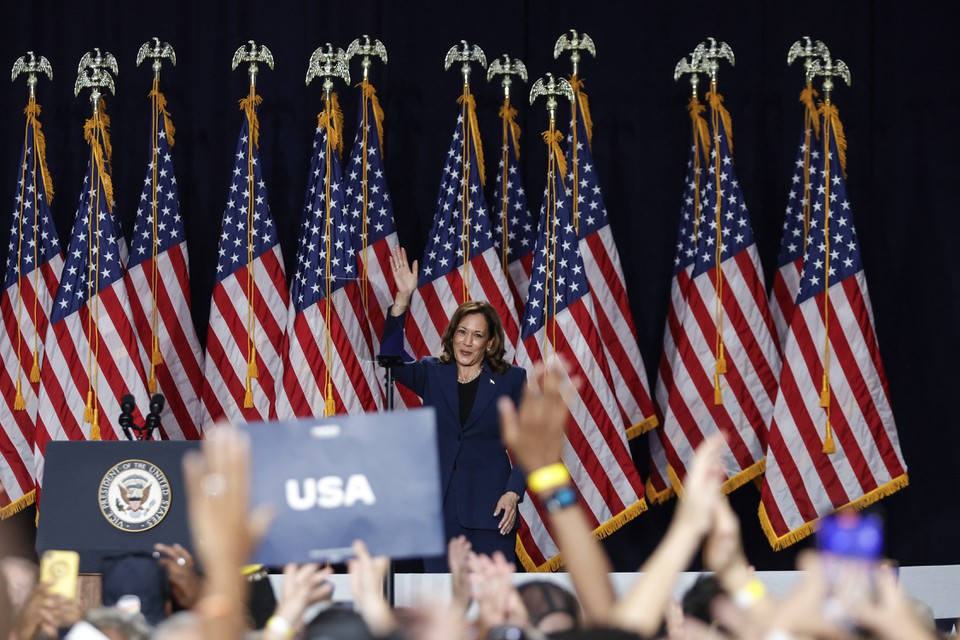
[527,462,571,494]
[266,615,295,638]
[733,578,767,609]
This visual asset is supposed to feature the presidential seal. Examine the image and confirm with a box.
[99,460,171,532]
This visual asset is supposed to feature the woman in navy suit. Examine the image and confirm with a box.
[382,247,525,571]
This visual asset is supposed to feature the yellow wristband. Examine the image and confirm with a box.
[733,578,767,609]
[266,615,294,638]
[527,462,571,494]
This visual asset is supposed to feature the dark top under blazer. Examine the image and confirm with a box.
[381,309,526,530]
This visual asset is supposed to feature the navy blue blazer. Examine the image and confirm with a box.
[381,309,526,530]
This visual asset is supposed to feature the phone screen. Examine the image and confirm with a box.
[39,549,80,599]
[816,513,884,628]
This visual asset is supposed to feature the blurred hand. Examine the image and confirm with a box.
[154,542,202,608]
[702,496,751,592]
[347,539,396,637]
[673,436,726,537]
[469,551,529,635]
[273,563,334,633]
[447,535,474,610]
[499,361,576,473]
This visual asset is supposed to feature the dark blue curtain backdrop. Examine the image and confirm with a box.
[1,1,956,570]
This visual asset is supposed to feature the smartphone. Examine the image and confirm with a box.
[39,549,80,599]
[816,512,883,628]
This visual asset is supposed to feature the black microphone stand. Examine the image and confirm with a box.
[118,393,166,441]
[376,353,405,606]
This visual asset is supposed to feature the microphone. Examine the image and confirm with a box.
[144,394,165,437]
[119,394,136,440]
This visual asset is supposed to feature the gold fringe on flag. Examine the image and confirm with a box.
[0,490,34,520]
[541,129,568,179]
[799,85,820,139]
[499,101,521,158]
[238,94,264,148]
[706,90,734,153]
[758,473,909,550]
[457,91,486,187]
[820,102,848,177]
[362,82,386,153]
[569,77,594,146]
[149,87,177,148]
[25,102,55,203]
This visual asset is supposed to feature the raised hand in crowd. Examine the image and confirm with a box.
[182,425,273,640]
[447,534,474,612]
[153,542,202,609]
[609,435,726,638]
[347,538,398,638]
[11,583,83,640]
[388,246,419,314]
[498,360,615,625]
[262,562,334,639]
[468,550,530,638]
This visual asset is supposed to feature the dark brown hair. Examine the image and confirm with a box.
[438,300,509,374]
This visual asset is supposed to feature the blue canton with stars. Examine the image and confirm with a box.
[129,122,185,268]
[291,112,357,313]
[419,108,495,285]
[4,124,61,290]
[491,116,536,263]
[520,166,590,341]
[50,156,126,323]
[214,116,279,283]
[344,90,396,252]
[565,97,610,240]
[672,141,710,277]
[795,124,862,304]
[776,130,819,269]
[690,107,757,278]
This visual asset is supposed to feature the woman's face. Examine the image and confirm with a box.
[452,312,493,369]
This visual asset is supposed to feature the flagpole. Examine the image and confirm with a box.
[307,43,350,417]
[553,30,595,232]
[231,41,274,409]
[136,38,177,395]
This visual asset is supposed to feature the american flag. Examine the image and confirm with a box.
[34,106,152,488]
[566,78,657,439]
[343,81,410,407]
[200,101,288,426]
[648,96,711,505]
[770,86,821,347]
[660,90,781,494]
[515,136,647,572]
[404,90,519,360]
[0,103,63,516]
[491,97,537,319]
[125,84,202,440]
[759,103,907,549]
[277,94,382,418]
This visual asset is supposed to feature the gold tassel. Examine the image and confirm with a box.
[90,408,101,441]
[243,385,254,409]
[25,102,55,203]
[715,343,727,374]
[84,391,94,422]
[14,380,26,411]
[542,130,568,180]
[713,373,723,405]
[316,95,344,155]
[148,374,157,394]
[324,381,335,417]
[688,96,710,162]
[363,82,386,152]
[799,85,820,139]
[248,348,259,378]
[84,110,115,209]
[820,102,848,178]
[569,77,594,146]
[499,102,522,158]
[152,341,163,366]
[149,87,177,148]
[822,417,836,454]
[706,90,734,152]
[238,94,264,147]
[457,91,487,187]
[820,373,830,407]
[30,351,40,383]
